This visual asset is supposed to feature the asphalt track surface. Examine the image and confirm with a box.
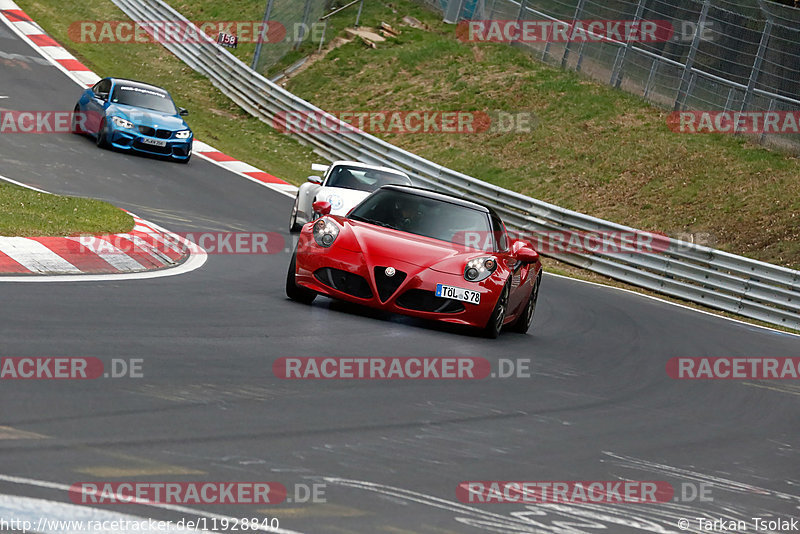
[1,22,799,534]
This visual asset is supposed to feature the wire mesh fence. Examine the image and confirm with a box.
[250,0,330,74]
[420,0,800,151]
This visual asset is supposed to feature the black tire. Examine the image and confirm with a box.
[96,119,109,148]
[71,105,83,135]
[482,280,511,339]
[509,271,541,334]
[286,249,316,304]
[289,196,302,233]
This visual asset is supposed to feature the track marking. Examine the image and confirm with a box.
[743,381,800,397]
[0,494,206,532]
[74,449,206,477]
[0,426,47,440]
[75,466,206,477]
[261,504,367,518]
[0,474,305,533]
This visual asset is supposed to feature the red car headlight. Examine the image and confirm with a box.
[464,257,497,282]
[313,218,340,248]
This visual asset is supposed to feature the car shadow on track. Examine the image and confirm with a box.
[284,294,528,339]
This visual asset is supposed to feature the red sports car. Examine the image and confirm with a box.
[285,185,542,337]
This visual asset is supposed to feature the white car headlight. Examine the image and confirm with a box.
[111,117,133,129]
[175,130,192,139]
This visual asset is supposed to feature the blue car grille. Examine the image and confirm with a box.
[137,125,173,139]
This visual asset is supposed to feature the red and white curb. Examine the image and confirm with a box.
[0,215,191,275]
[0,174,206,282]
[191,141,297,197]
[0,0,299,200]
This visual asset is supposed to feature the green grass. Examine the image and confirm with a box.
[16,0,318,186]
[279,0,800,269]
[0,182,133,236]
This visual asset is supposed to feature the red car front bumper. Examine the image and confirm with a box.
[294,234,504,328]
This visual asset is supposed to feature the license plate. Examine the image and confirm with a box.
[435,284,480,305]
[140,138,167,147]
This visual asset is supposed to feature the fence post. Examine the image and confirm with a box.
[611,0,646,88]
[355,0,365,28]
[444,0,466,23]
[488,0,498,20]
[318,18,328,54]
[741,5,773,113]
[294,0,314,51]
[759,98,776,143]
[516,0,527,21]
[643,58,660,99]
[673,0,709,111]
[561,0,587,69]
[251,0,276,71]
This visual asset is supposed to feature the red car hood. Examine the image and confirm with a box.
[334,218,482,274]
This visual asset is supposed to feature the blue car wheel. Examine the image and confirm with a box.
[96,118,109,149]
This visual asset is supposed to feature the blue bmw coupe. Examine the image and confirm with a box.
[73,77,193,163]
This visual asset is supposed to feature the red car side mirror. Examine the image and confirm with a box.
[516,245,539,264]
[312,201,332,216]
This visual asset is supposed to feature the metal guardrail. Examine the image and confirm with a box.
[112,0,800,331]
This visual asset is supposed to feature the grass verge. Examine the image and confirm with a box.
[0,182,133,236]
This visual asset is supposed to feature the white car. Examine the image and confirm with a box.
[289,161,413,232]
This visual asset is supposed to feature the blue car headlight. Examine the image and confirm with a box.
[111,117,134,129]
[175,130,192,139]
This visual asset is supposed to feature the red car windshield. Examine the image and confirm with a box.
[349,189,495,250]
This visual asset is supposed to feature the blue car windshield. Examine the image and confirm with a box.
[111,85,176,114]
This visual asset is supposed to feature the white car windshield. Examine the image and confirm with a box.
[325,165,412,193]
